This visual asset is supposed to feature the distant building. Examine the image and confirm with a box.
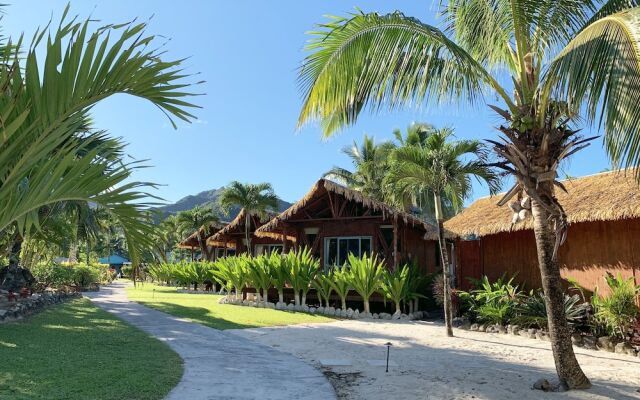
[98,255,131,274]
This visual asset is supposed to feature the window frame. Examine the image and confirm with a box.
[323,236,372,270]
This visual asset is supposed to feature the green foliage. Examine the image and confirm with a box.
[283,248,319,305]
[513,290,589,329]
[459,275,523,324]
[591,273,640,339]
[311,273,334,308]
[147,263,177,284]
[121,265,133,278]
[246,255,274,300]
[72,265,101,289]
[269,252,289,301]
[31,262,112,290]
[380,265,409,313]
[346,253,384,313]
[327,267,351,310]
[214,256,249,298]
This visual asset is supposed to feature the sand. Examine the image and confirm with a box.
[229,319,640,400]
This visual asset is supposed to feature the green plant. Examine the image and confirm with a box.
[591,273,640,340]
[513,290,589,329]
[380,265,409,314]
[284,248,319,306]
[327,267,350,310]
[121,265,133,278]
[147,263,176,284]
[312,273,334,308]
[347,253,384,314]
[72,265,101,290]
[246,255,273,302]
[214,256,249,301]
[459,275,522,324]
[269,252,289,304]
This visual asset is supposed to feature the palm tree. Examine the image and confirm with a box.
[176,205,220,261]
[323,135,394,201]
[219,182,279,254]
[387,127,499,336]
[0,6,198,271]
[296,2,640,388]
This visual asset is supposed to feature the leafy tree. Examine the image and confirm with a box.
[311,273,334,308]
[283,248,319,306]
[246,255,273,303]
[380,265,409,314]
[295,2,640,386]
[323,135,394,201]
[386,127,499,336]
[0,6,197,273]
[219,182,279,254]
[177,205,220,261]
[327,268,351,311]
[269,252,290,304]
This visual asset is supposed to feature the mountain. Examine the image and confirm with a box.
[156,187,293,221]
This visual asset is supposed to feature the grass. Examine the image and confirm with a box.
[0,298,182,400]
[127,284,334,330]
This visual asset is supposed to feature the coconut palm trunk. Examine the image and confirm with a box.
[531,193,590,389]
[197,234,210,261]
[245,213,252,256]
[294,291,300,306]
[435,193,453,337]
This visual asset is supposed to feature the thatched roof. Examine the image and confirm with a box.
[206,208,279,245]
[178,221,226,249]
[445,169,640,238]
[255,179,439,240]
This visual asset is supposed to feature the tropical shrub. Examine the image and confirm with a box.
[328,267,350,310]
[591,273,640,340]
[513,290,590,329]
[246,255,273,302]
[312,273,334,308]
[459,275,522,324]
[269,252,289,304]
[347,253,384,314]
[121,265,133,278]
[72,265,101,289]
[284,248,318,306]
[380,265,409,314]
[404,261,427,314]
[147,263,176,284]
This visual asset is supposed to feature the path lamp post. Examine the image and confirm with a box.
[385,342,393,373]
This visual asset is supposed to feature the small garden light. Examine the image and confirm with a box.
[385,342,393,373]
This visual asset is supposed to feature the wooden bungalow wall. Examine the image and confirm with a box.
[455,218,640,296]
[287,218,438,273]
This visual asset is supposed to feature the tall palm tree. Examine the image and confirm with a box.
[218,182,279,254]
[323,135,394,201]
[0,6,198,270]
[176,205,220,261]
[296,1,640,389]
[386,127,499,336]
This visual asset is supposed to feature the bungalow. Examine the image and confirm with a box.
[445,170,640,295]
[178,222,231,260]
[255,179,440,273]
[207,208,293,256]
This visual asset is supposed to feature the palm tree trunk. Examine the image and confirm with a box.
[294,291,300,306]
[245,213,252,256]
[301,292,307,306]
[197,234,210,261]
[395,301,401,314]
[363,299,370,314]
[530,199,591,389]
[262,288,269,303]
[340,296,346,311]
[435,193,454,337]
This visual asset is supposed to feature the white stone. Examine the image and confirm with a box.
[287,303,295,311]
[302,305,309,313]
[326,306,335,315]
[372,313,379,319]
[309,307,316,314]
[346,308,354,318]
[317,306,325,314]
[353,309,360,319]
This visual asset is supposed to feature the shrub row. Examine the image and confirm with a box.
[457,273,640,342]
[31,262,116,291]
[147,249,428,314]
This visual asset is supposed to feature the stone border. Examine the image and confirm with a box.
[219,296,426,321]
[0,291,82,323]
[453,318,640,358]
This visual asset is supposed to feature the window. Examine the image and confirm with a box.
[254,244,283,256]
[324,236,372,269]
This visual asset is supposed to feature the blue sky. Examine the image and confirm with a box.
[5,1,612,204]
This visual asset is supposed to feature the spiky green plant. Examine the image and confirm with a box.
[347,253,384,314]
[591,273,640,339]
[380,265,409,314]
[214,256,249,301]
[513,290,590,329]
[312,273,334,308]
[328,267,350,310]
[269,252,289,304]
[246,255,274,303]
[284,248,319,306]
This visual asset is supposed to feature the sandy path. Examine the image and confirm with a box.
[229,319,640,400]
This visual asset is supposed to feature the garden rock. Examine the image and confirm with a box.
[0,264,36,292]
[317,306,324,314]
[470,323,479,331]
[400,313,410,320]
[478,324,487,332]
[353,309,360,319]
[265,302,275,309]
[346,308,354,318]
[571,333,583,346]
[460,320,471,330]
[536,330,550,341]
[597,336,615,352]
[582,335,597,350]
[532,378,553,392]
[527,328,537,339]
[360,311,372,319]
[379,312,391,320]
[325,306,335,316]
[615,342,635,355]
[496,324,507,334]
[301,305,309,313]
[339,309,347,318]
[286,303,295,311]
[372,313,379,319]
[309,307,316,314]
[452,317,465,328]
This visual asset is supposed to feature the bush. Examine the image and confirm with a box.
[458,275,522,324]
[591,273,640,339]
[347,253,384,314]
[513,290,589,329]
[121,265,133,278]
[72,265,101,289]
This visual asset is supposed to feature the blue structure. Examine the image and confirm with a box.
[98,254,130,274]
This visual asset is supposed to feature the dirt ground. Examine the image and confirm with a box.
[229,319,640,400]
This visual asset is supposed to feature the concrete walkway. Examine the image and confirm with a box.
[85,282,336,400]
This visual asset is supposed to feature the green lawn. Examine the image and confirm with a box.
[127,284,334,330]
[0,298,182,400]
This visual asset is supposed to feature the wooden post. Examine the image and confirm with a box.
[224,241,228,257]
[190,248,194,261]
[392,216,399,270]
[282,230,288,253]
